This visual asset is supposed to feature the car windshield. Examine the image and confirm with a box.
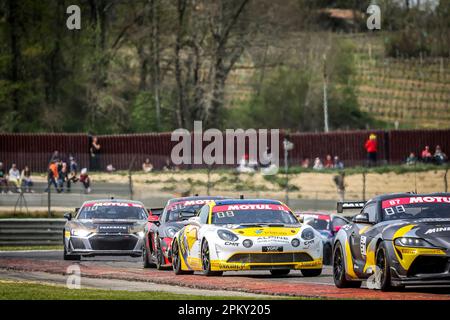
[78,203,147,220]
[304,217,330,230]
[165,200,214,222]
[382,197,450,221]
[211,204,299,225]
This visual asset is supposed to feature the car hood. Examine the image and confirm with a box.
[384,218,450,248]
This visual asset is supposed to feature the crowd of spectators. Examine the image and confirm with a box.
[300,155,344,171]
[44,153,91,194]
[0,162,34,194]
[406,145,448,166]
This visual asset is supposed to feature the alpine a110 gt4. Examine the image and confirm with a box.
[63,199,148,260]
[171,199,323,276]
[333,193,450,291]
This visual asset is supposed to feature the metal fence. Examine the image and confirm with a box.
[1,129,449,172]
[0,219,65,246]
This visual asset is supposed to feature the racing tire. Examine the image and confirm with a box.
[323,244,332,265]
[201,240,223,276]
[172,240,194,275]
[63,241,80,261]
[270,269,290,276]
[143,242,156,268]
[333,242,361,288]
[376,242,394,291]
[155,236,166,270]
[301,268,322,277]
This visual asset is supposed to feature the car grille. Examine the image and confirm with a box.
[227,252,313,264]
[70,238,86,250]
[408,256,449,276]
[89,235,137,251]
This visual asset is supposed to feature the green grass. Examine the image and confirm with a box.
[0,245,63,251]
[0,281,289,300]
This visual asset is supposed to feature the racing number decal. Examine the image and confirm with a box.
[384,205,405,216]
[216,211,235,218]
[360,236,367,256]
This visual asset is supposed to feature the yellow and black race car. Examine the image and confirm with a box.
[333,193,450,291]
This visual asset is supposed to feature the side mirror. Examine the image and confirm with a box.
[297,215,304,223]
[332,225,342,234]
[352,213,370,224]
[64,212,72,221]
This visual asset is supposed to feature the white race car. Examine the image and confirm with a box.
[170,199,323,276]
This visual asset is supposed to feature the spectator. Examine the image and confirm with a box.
[364,133,378,167]
[260,147,273,168]
[333,156,344,169]
[69,155,78,174]
[45,160,59,193]
[89,136,101,171]
[434,145,448,165]
[301,158,310,168]
[79,168,91,194]
[324,154,333,168]
[8,163,21,193]
[406,152,417,166]
[106,164,116,173]
[0,162,8,193]
[333,172,346,202]
[58,162,69,193]
[237,154,255,173]
[142,158,154,173]
[313,157,323,170]
[21,165,33,193]
[421,145,432,163]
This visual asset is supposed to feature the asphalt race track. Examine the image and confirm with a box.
[1,250,450,299]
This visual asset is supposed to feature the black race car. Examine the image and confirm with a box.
[333,193,450,291]
[63,199,148,260]
[142,195,227,269]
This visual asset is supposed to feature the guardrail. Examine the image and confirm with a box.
[0,219,65,246]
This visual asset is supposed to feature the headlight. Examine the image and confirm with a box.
[301,228,315,240]
[394,237,435,248]
[243,239,253,248]
[217,230,239,242]
[291,238,300,247]
[165,227,179,238]
[136,231,145,238]
[71,229,91,237]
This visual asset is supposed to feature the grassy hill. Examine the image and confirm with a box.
[351,34,450,129]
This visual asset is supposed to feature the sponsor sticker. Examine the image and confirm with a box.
[84,202,143,208]
[212,204,290,212]
[382,196,450,209]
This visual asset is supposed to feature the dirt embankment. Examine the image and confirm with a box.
[90,169,449,201]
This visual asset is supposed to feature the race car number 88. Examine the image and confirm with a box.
[216,211,235,218]
[384,205,405,215]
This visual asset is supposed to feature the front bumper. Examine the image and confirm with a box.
[211,254,323,271]
[210,237,323,271]
[66,233,144,256]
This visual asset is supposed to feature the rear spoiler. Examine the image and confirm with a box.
[148,208,164,216]
[337,201,365,214]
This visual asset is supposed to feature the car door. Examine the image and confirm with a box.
[349,202,378,271]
